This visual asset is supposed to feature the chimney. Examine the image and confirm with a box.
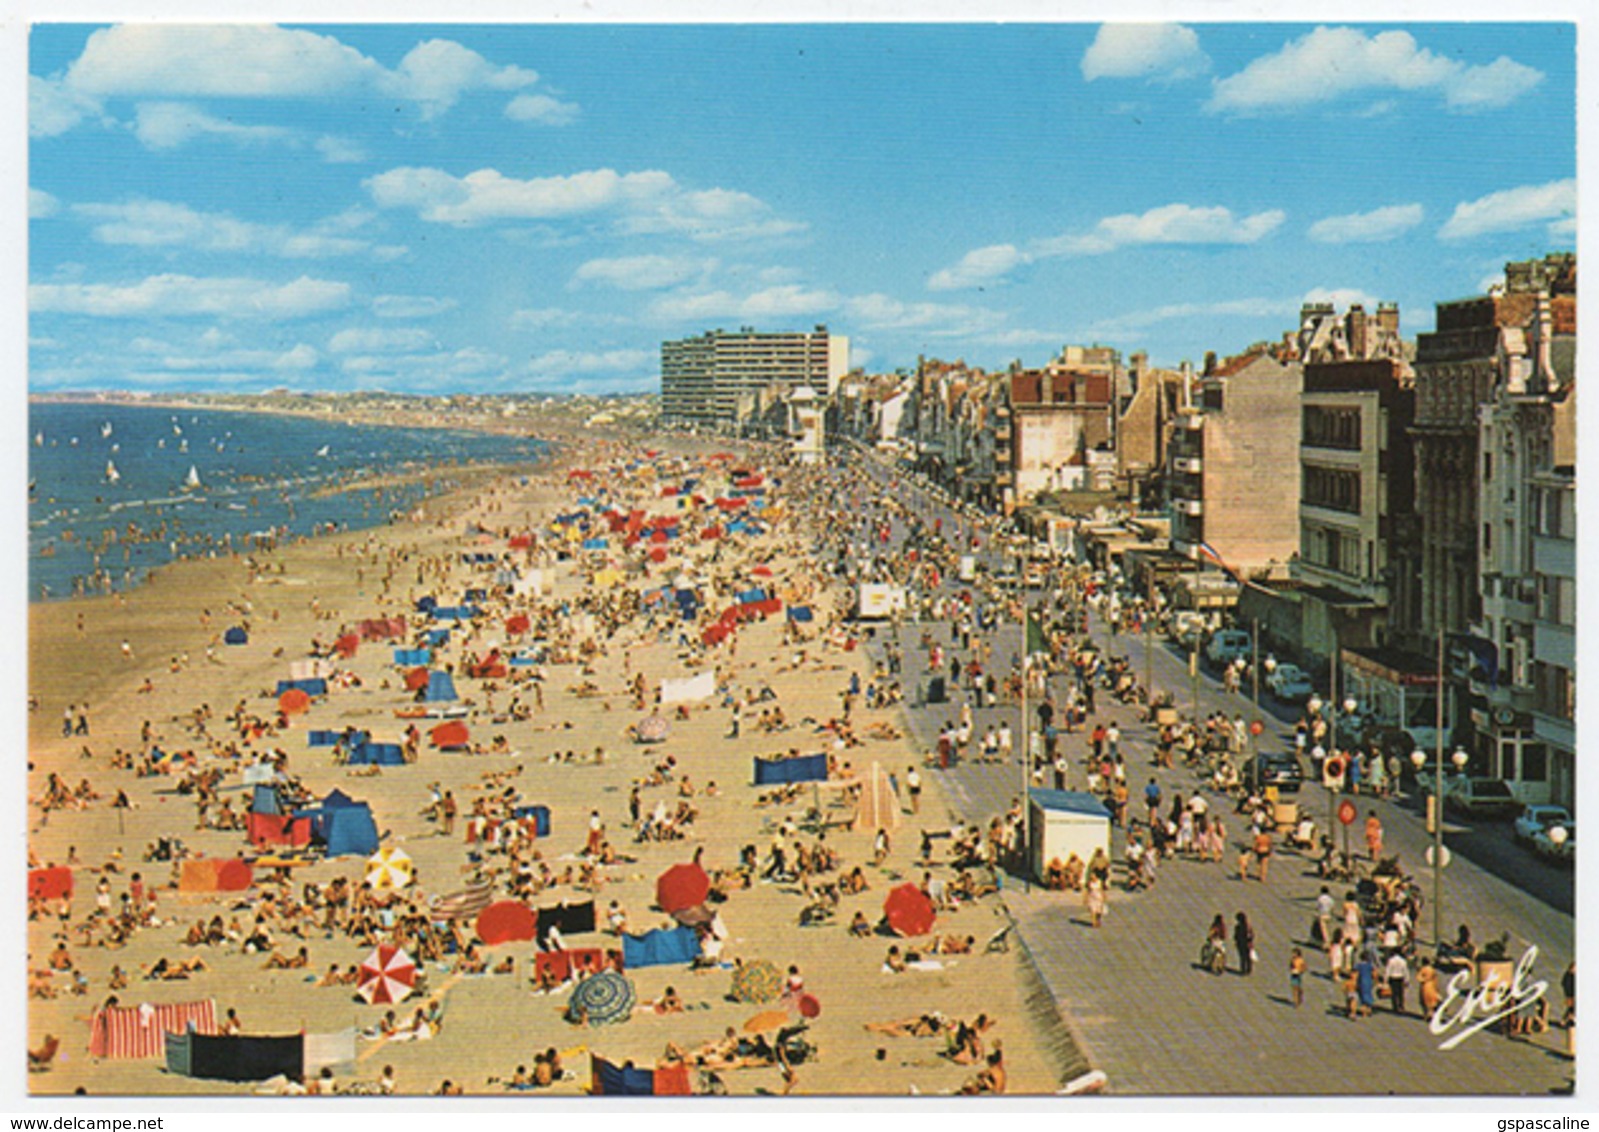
[1346,304,1368,359]
[1536,288,1557,391]
[1179,360,1194,411]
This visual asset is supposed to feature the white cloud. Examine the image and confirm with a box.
[30,74,101,137]
[1081,24,1209,83]
[366,165,803,242]
[572,255,714,291]
[1308,203,1425,244]
[928,244,1029,291]
[148,343,321,372]
[526,348,653,377]
[132,101,295,150]
[329,327,436,354]
[1439,179,1576,240]
[505,93,580,126]
[73,199,372,258]
[842,293,1003,334]
[314,135,368,164]
[649,285,840,322]
[509,308,631,331]
[372,294,458,319]
[30,274,351,318]
[1042,203,1286,256]
[1208,27,1542,115]
[1081,296,1292,336]
[930,204,1284,290]
[387,39,537,119]
[30,188,59,219]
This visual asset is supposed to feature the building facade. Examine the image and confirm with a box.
[660,326,849,428]
[1293,357,1418,666]
[1167,351,1302,577]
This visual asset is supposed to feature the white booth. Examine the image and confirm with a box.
[1028,789,1112,880]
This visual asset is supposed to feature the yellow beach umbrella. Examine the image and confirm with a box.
[364,846,415,890]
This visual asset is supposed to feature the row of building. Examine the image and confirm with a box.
[658,253,1576,807]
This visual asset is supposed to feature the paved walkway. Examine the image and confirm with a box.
[856,457,1574,1096]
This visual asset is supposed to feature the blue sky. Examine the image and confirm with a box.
[27,22,1576,393]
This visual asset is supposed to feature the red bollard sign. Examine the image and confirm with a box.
[1337,800,1358,826]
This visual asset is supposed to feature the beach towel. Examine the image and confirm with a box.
[430,881,494,922]
[28,866,73,902]
[303,1029,357,1074]
[620,926,699,970]
[348,743,405,767]
[168,1033,304,1082]
[659,671,715,705]
[511,805,551,837]
[536,900,597,939]
[590,1056,656,1096]
[392,649,431,667]
[753,753,828,786]
[90,1000,217,1060]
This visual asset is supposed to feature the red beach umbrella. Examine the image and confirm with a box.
[277,688,311,716]
[475,900,538,946]
[404,666,431,692]
[505,614,531,635]
[655,863,710,914]
[883,883,937,938]
[430,720,470,749]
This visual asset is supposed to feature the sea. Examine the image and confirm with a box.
[28,401,549,603]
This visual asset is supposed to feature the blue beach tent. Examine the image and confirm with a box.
[424,671,458,703]
[223,627,248,645]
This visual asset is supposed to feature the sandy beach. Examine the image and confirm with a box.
[27,424,1062,1097]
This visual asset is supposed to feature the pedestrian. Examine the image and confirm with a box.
[1289,947,1307,1007]
[906,766,922,814]
[1418,955,1442,1018]
[1144,778,1161,826]
[1364,811,1384,860]
[1234,912,1255,976]
[1315,885,1334,947]
[440,792,456,836]
[1253,827,1273,883]
[1084,874,1106,928]
[62,705,74,739]
[1385,950,1410,1014]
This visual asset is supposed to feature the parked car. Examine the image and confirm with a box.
[1205,629,1251,667]
[1251,751,1304,793]
[1168,611,1210,651]
[1266,663,1315,704]
[1533,821,1575,863]
[1444,777,1520,818]
[1514,804,1573,844]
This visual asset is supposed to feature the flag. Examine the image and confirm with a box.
[1025,608,1048,658]
[1196,541,1239,581]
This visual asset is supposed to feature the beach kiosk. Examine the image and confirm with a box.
[1028,789,1111,881]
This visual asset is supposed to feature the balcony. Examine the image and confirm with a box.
[1172,497,1203,516]
[1172,455,1202,475]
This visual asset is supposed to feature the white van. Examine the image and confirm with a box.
[1205,629,1251,666]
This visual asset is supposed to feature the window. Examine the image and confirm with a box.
[1536,485,1576,539]
[1483,451,1493,482]
[1303,405,1362,450]
[1522,744,1548,783]
[1483,523,1492,553]
[1304,465,1361,514]
[1536,577,1576,627]
[1533,661,1575,720]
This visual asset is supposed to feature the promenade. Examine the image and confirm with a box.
[855,450,1575,1096]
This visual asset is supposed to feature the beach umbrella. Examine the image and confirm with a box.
[565,970,636,1026]
[883,884,937,938]
[334,633,359,659]
[750,565,774,578]
[475,900,537,946]
[357,944,416,1005]
[796,993,821,1019]
[635,714,670,744]
[277,688,311,716]
[404,666,431,693]
[430,721,470,749]
[505,614,531,635]
[743,1010,790,1034]
[364,847,414,891]
[729,959,783,1004]
[655,862,710,914]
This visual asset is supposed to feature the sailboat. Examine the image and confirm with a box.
[179,439,189,453]
[105,461,120,485]
[316,445,330,458]
[101,422,113,439]
[33,432,42,447]
[183,465,202,491]
[173,423,183,437]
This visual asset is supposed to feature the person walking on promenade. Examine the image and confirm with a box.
[1234,912,1256,976]
[1084,874,1106,929]
[1418,955,1442,1018]
[1316,886,1335,947]
[1289,948,1307,1007]
[906,766,922,814]
[1365,811,1384,860]
[1252,826,1274,883]
[1385,949,1410,1014]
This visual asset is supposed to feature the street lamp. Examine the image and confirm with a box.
[1413,745,1472,950]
